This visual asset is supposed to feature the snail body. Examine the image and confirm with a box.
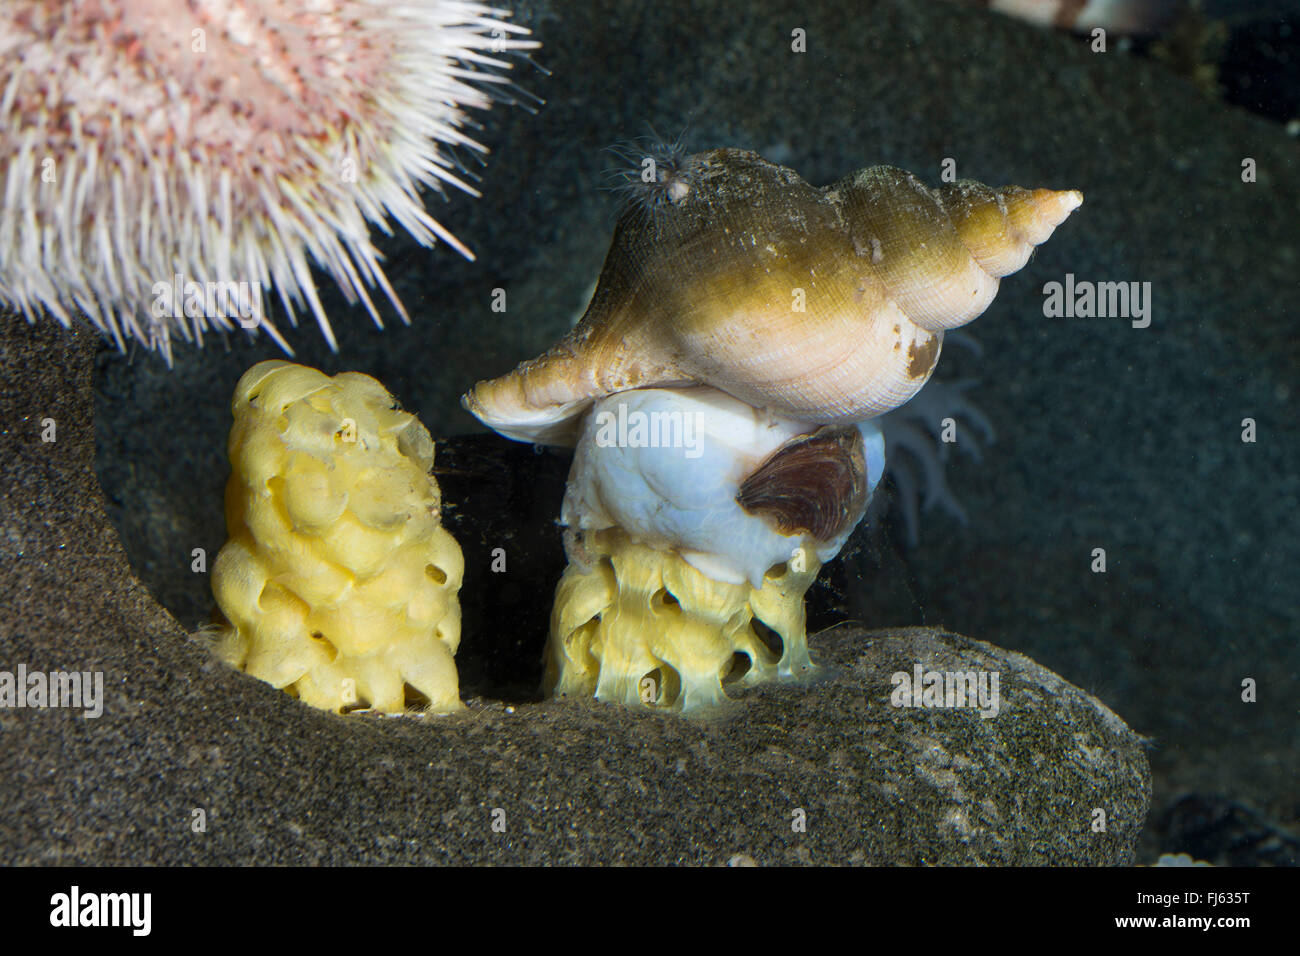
[562,386,886,589]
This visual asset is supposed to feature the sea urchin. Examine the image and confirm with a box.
[0,0,538,361]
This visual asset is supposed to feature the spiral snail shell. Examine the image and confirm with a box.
[463,148,1081,443]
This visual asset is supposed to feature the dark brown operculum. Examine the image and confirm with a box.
[735,427,868,541]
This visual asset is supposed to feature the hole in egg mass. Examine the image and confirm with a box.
[651,587,682,613]
[403,682,431,710]
[723,652,753,684]
[750,619,785,659]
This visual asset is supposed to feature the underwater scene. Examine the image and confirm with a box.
[1,0,1296,883]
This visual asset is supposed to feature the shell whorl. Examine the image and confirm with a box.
[463,149,1081,445]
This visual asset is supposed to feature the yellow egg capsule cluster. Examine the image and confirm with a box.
[548,528,822,713]
[211,361,464,714]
